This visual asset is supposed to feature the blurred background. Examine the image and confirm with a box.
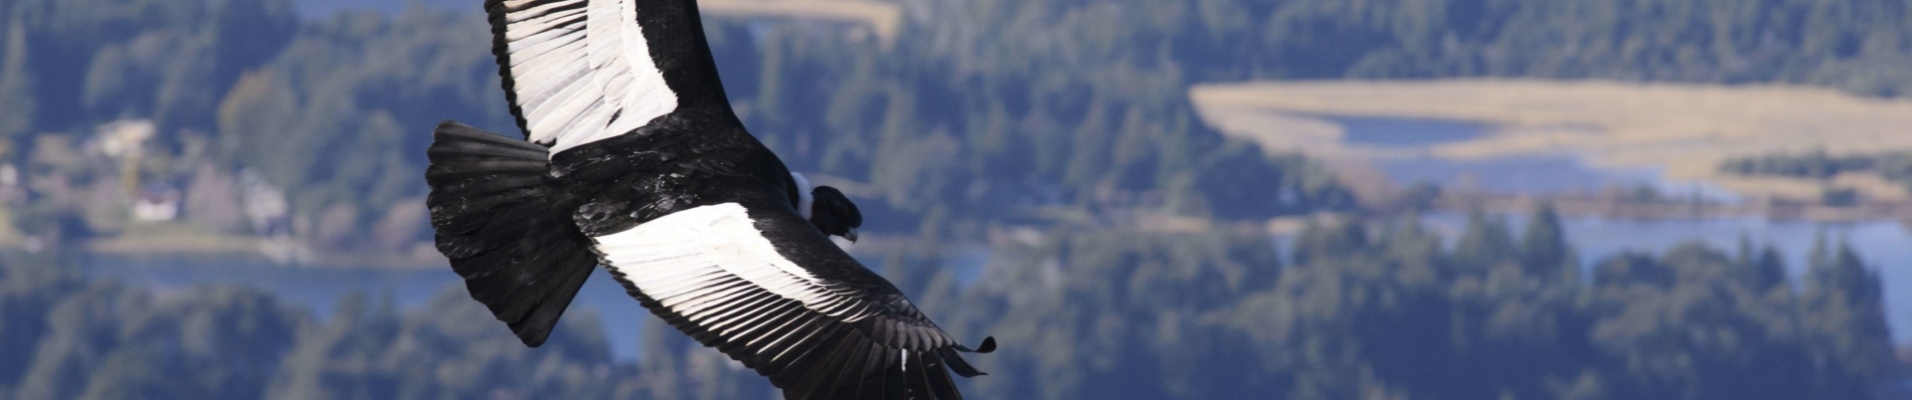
[3,0,1912,398]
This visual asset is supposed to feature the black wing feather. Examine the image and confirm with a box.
[425,121,597,347]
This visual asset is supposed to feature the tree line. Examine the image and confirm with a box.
[14,0,1912,251]
[0,204,1895,399]
[933,205,1896,399]
[1723,149,1912,199]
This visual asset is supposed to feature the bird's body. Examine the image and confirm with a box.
[550,107,791,237]
[423,0,991,398]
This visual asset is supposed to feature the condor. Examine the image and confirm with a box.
[423,0,994,399]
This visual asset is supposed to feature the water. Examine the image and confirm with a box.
[1328,116,1487,147]
[1322,115,1661,194]
[1331,115,1738,199]
[81,246,992,362]
[81,256,653,361]
[1377,155,1668,194]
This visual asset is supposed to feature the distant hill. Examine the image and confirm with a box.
[8,0,1912,257]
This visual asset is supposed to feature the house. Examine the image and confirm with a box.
[132,184,180,222]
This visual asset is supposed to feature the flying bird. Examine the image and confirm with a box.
[423,0,995,399]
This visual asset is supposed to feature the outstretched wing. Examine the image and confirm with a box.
[486,0,732,154]
[594,202,992,400]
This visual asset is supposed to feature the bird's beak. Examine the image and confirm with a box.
[842,228,858,243]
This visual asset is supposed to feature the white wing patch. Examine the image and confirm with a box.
[493,0,678,155]
[592,205,981,394]
[594,204,876,325]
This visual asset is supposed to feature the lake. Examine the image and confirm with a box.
[81,245,991,363]
[1328,116,1487,147]
[1377,155,1669,194]
[80,256,653,360]
[1320,115,1739,200]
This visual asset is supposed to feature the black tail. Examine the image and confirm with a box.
[425,121,597,347]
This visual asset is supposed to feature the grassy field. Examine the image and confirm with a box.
[1190,79,1912,201]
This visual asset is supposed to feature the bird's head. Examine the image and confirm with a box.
[807,185,862,242]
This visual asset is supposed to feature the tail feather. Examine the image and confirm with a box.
[425,120,596,347]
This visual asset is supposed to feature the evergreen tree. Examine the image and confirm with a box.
[1802,239,1895,379]
[1735,236,1754,268]
[1807,231,1832,273]
[1752,244,1789,294]
[1291,218,1368,265]
[1518,203,1574,284]
[1453,209,1516,273]
[1731,236,1789,293]
[0,10,33,143]
[1591,252,1672,289]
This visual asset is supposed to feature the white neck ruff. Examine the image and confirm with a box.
[791,173,815,219]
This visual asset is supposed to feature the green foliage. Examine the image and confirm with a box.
[1253,0,1912,95]
[1453,209,1517,273]
[709,15,1341,229]
[263,290,625,400]
[1,1,505,252]
[0,256,640,400]
[1802,238,1896,379]
[1734,236,1789,294]
[1519,203,1574,283]
[942,230,1283,399]
[944,207,1894,399]
[0,9,32,143]
[5,0,1363,253]
[1722,149,1912,197]
[16,0,1912,251]
[4,268,300,399]
[0,207,1901,400]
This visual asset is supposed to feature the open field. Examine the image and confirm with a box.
[1190,79,1912,201]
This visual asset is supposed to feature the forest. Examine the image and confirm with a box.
[7,0,1912,249]
[0,0,1909,398]
[0,206,1895,399]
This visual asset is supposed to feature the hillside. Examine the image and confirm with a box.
[0,0,1909,398]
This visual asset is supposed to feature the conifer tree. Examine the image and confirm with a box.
[0,10,34,142]
[1802,238,1894,378]
[1518,203,1574,284]
[1454,209,1516,273]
